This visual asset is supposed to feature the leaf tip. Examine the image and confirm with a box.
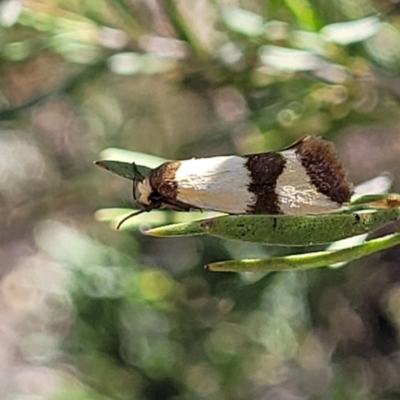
[205,261,225,272]
[94,160,107,169]
[144,227,162,236]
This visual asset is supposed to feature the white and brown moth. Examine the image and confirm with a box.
[117,136,353,225]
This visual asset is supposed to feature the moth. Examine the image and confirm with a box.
[97,136,353,228]
[96,139,400,273]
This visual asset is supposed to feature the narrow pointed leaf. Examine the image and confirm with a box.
[349,193,396,206]
[97,208,222,232]
[200,209,400,246]
[146,220,206,236]
[98,148,166,167]
[95,160,151,181]
[207,232,400,272]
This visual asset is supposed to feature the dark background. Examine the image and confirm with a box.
[2,0,400,399]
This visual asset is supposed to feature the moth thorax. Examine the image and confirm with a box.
[137,179,152,205]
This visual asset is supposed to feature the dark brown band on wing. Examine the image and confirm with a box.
[245,152,286,214]
[294,136,353,204]
[149,161,181,200]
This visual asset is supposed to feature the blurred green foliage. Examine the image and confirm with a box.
[2,0,400,399]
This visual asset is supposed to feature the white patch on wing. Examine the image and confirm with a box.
[276,149,339,214]
[175,156,255,214]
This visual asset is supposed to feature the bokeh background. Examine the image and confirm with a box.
[2,0,400,399]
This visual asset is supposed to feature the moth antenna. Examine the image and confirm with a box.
[117,209,146,230]
[132,162,145,179]
[131,177,137,201]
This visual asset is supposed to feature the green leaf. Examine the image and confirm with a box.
[322,15,382,45]
[199,209,400,246]
[98,148,166,167]
[283,0,320,30]
[144,208,400,246]
[95,150,167,180]
[349,193,390,205]
[222,7,265,37]
[259,45,321,72]
[96,208,222,231]
[95,160,151,181]
[207,232,400,272]
[108,52,178,76]
[146,219,206,236]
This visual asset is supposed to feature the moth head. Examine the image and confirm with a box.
[135,178,153,206]
[117,164,163,229]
